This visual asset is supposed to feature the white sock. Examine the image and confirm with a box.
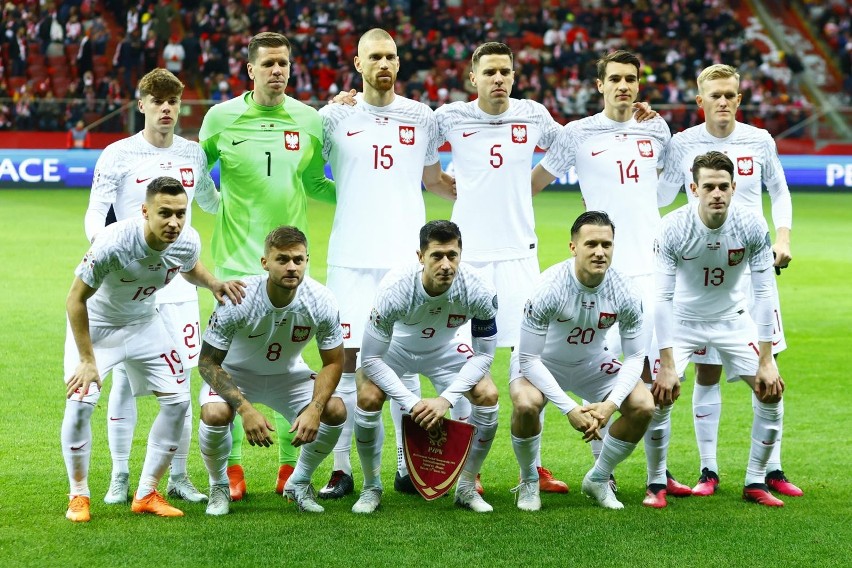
[463,404,498,478]
[591,434,637,482]
[170,386,193,479]
[331,375,356,474]
[354,407,384,490]
[645,404,672,486]
[290,422,342,485]
[135,393,189,500]
[693,383,721,474]
[198,421,230,486]
[62,398,97,497]
[590,417,611,461]
[766,418,784,473]
[746,395,783,486]
[392,372,420,476]
[451,396,472,421]
[107,364,136,477]
[512,432,540,483]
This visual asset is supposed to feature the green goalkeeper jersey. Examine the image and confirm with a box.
[199,92,335,276]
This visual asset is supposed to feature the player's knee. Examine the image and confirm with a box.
[356,382,385,412]
[470,380,499,407]
[201,402,233,426]
[321,396,347,426]
[510,384,543,420]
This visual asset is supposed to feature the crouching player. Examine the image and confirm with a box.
[512,211,654,511]
[197,226,345,515]
[62,177,244,522]
[351,220,499,514]
[652,151,785,507]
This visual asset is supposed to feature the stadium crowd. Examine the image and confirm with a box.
[1,0,839,135]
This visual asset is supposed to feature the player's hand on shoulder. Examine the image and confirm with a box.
[66,361,101,400]
[632,101,658,122]
[651,367,680,406]
[329,89,358,106]
[213,279,246,305]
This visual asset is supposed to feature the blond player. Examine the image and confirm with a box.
[86,68,218,506]
[351,221,499,514]
[654,151,785,507]
[657,64,799,498]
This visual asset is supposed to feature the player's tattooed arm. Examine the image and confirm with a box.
[199,341,273,446]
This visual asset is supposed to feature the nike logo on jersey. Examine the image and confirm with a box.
[187,353,198,360]
[231,139,248,145]
[681,255,700,261]
[70,442,88,451]
[346,130,364,136]
[462,131,479,137]
[176,377,187,384]
[591,150,607,156]
[120,277,139,282]
[136,177,152,183]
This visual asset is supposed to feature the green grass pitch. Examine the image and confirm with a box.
[0,189,849,567]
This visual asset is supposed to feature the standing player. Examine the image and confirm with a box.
[318,28,456,499]
[530,50,691,506]
[197,226,345,515]
[87,68,218,507]
[657,64,800,497]
[434,41,569,494]
[351,221,499,514]
[513,211,654,511]
[654,151,785,507]
[62,177,244,522]
[199,32,336,500]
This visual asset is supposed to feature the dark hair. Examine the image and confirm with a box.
[145,176,186,202]
[248,32,291,63]
[471,42,513,70]
[138,68,184,99]
[419,220,462,251]
[265,226,308,254]
[596,50,641,81]
[570,211,615,239]
[692,151,734,184]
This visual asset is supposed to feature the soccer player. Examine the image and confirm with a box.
[87,67,218,507]
[318,28,456,499]
[654,150,785,507]
[196,226,345,515]
[531,50,691,506]
[62,177,244,522]
[433,41,569,493]
[657,64,800,497]
[198,31,336,500]
[351,221,499,514]
[512,211,654,511]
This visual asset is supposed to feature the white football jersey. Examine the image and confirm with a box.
[89,132,217,303]
[320,94,439,269]
[658,122,792,229]
[522,258,642,365]
[656,202,774,321]
[75,218,200,326]
[436,99,560,261]
[204,275,343,376]
[540,114,671,276]
[365,263,498,354]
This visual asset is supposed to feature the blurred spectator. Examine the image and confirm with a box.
[210,77,232,102]
[163,34,185,75]
[67,119,91,148]
[181,29,201,88]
